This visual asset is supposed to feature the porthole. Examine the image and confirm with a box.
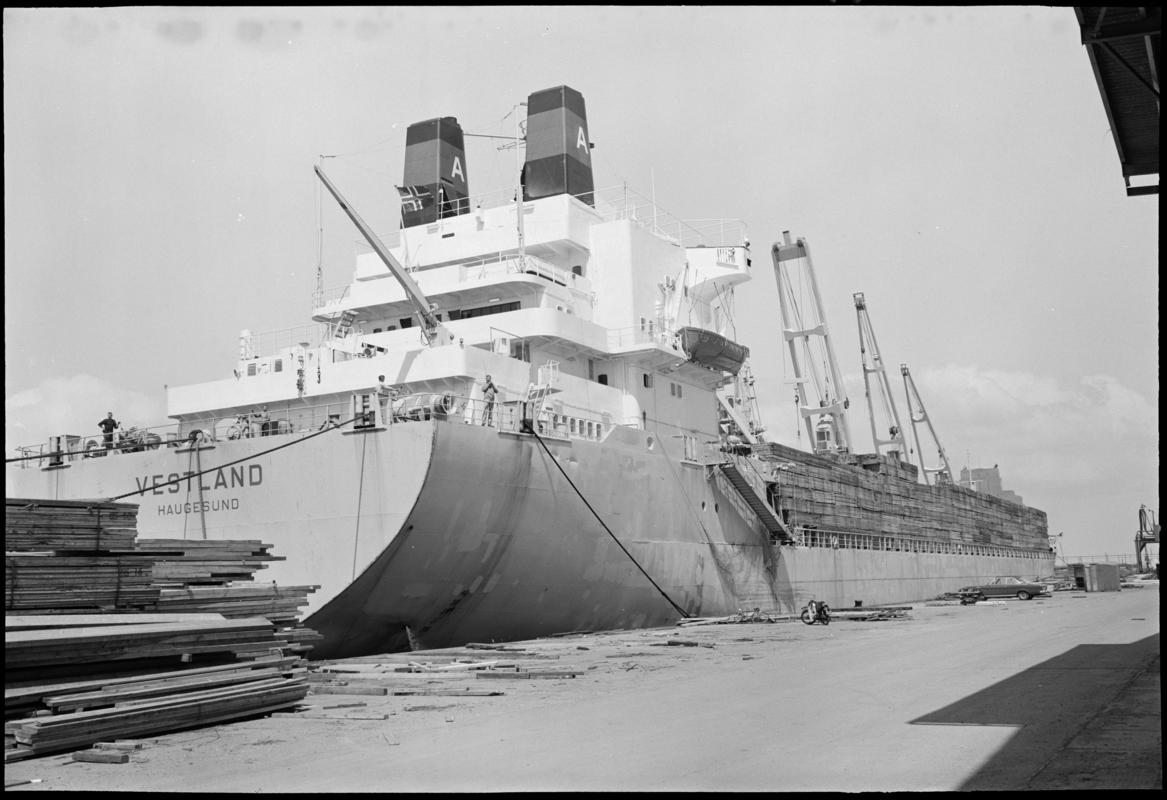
[646,436,654,450]
[701,501,706,511]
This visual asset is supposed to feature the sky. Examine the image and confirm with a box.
[4,7,1159,564]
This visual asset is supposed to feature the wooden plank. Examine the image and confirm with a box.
[391,689,505,697]
[475,671,582,680]
[72,748,128,763]
[5,613,228,629]
[6,616,275,645]
[310,685,389,696]
[93,741,145,750]
[43,667,285,712]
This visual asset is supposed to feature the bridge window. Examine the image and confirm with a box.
[458,301,520,319]
[643,373,653,388]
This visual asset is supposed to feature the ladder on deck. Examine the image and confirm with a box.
[522,361,560,430]
[333,309,358,339]
[719,462,792,543]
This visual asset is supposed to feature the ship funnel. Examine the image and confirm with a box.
[399,116,470,228]
[522,85,594,206]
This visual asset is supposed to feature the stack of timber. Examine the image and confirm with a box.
[126,538,284,585]
[4,500,316,761]
[5,499,139,552]
[5,553,160,613]
[5,498,320,638]
[5,624,306,762]
[6,499,157,613]
[751,443,1048,549]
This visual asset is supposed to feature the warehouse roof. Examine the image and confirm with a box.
[1075,7,1160,196]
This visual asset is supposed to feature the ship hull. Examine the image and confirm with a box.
[8,420,1053,658]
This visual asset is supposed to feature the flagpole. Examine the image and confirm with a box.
[515,102,526,267]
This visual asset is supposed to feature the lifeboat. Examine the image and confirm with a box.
[677,327,749,375]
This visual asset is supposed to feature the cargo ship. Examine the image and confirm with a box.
[7,85,1052,658]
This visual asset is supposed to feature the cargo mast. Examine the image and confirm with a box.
[771,232,851,454]
[900,363,954,485]
[314,165,455,348]
[853,292,906,459]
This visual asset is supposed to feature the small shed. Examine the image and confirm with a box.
[1069,562,1122,592]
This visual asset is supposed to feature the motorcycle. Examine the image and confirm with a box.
[117,426,162,453]
[800,599,831,625]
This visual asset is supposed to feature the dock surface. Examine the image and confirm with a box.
[4,585,1159,792]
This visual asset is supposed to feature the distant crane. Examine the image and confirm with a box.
[853,292,906,460]
[900,363,954,486]
[771,232,851,455]
[1136,505,1159,573]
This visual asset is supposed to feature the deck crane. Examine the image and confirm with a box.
[853,292,906,460]
[900,362,954,485]
[771,232,852,455]
[314,165,456,348]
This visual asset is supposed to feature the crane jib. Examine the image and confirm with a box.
[313,165,452,345]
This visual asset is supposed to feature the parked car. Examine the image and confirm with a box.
[957,576,1050,601]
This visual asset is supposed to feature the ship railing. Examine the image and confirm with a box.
[13,420,199,468]
[172,391,615,446]
[454,394,612,443]
[590,185,747,248]
[1064,554,1143,566]
[313,283,351,312]
[792,526,1051,560]
[458,253,584,289]
[238,324,329,363]
[355,182,748,250]
[606,325,682,351]
[606,299,723,351]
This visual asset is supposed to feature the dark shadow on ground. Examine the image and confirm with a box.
[911,633,1160,790]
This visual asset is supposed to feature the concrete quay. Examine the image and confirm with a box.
[4,584,1159,792]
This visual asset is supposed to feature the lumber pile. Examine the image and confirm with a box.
[4,499,139,553]
[5,642,307,761]
[128,538,283,585]
[5,554,159,612]
[4,500,318,761]
[752,443,1049,549]
[4,498,319,632]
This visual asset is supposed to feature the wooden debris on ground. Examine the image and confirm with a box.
[676,608,796,627]
[835,611,910,621]
[475,669,583,680]
[72,748,129,764]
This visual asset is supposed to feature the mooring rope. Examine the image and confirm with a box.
[521,421,691,619]
[351,427,369,581]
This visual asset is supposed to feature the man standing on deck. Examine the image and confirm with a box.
[482,374,498,427]
[376,375,394,424]
[98,412,119,450]
[252,405,271,436]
